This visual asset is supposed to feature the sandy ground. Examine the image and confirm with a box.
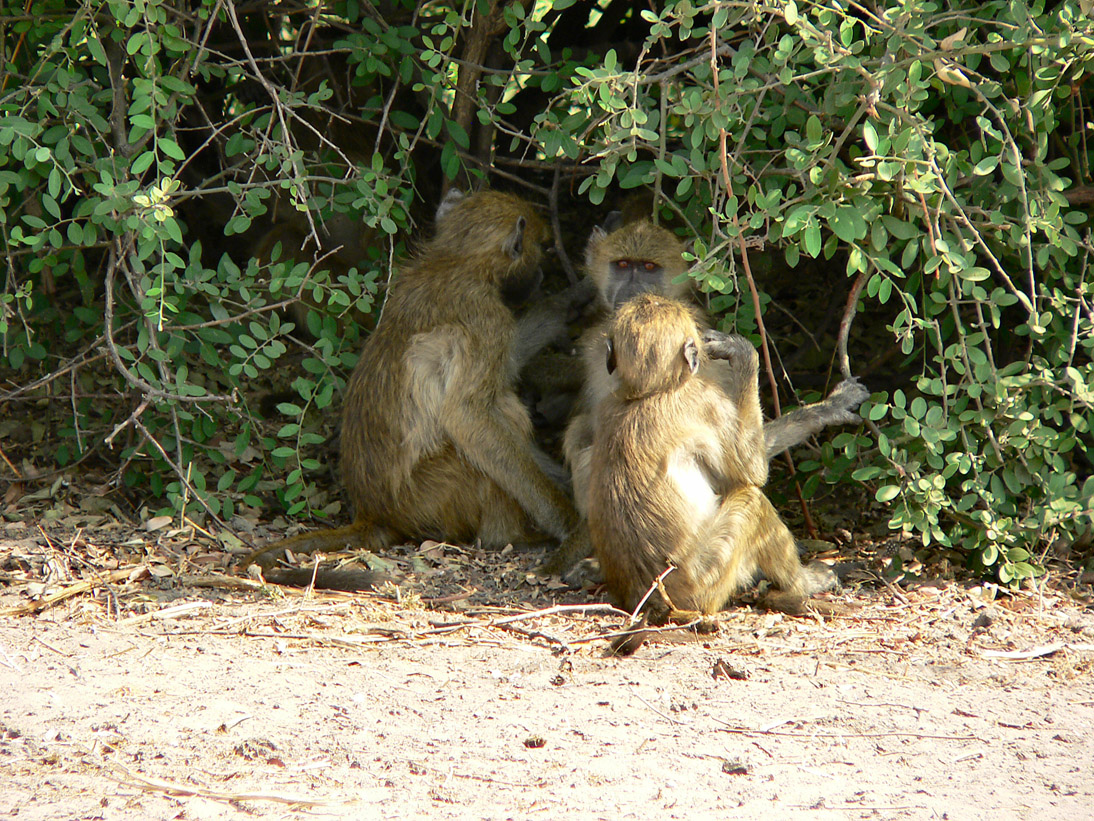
[1,525,1093,820]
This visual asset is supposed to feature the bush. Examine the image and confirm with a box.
[2,0,1091,583]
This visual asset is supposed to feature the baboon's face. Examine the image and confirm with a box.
[586,220,688,311]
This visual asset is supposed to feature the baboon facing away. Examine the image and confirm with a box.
[586,294,838,623]
[562,217,869,523]
[247,190,587,585]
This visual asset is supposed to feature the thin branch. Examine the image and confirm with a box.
[836,267,868,380]
[102,242,235,405]
[711,29,815,535]
[133,418,227,528]
[549,165,578,285]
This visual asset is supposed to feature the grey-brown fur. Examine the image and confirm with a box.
[247,191,587,583]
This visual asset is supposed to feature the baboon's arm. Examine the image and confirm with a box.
[764,378,869,459]
[444,405,578,542]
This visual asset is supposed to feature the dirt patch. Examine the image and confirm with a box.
[1,523,1093,820]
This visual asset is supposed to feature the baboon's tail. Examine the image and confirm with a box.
[242,519,396,591]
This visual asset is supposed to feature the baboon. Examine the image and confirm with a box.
[587,294,838,625]
[537,216,867,576]
[563,218,869,519]
[246,190,587,586]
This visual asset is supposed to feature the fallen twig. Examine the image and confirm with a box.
[979,643,1065,660]
[492,602,629,625]
[101,759,339,807]
[177,573,266,592]
[116,601,212,627]
[568,618,706,646]
[0,566,144,617]
[713,719,981,742]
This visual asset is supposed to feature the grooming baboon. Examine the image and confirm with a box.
[246,190,587,586]
[563,218,869,519]
[587,294,839,624]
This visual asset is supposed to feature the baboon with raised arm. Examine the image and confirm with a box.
[246,190,587,587]
[563,218,868,514]
[586,294,838,624]
[538,216,868,576]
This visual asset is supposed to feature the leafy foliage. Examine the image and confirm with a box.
[1,0,1091,583]
[547,0,1094,583]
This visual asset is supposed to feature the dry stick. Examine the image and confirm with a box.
[491,603,629,625]
[570,617,707,647]
[104,397,150,447]
[221,603,630,649]
[101,760,337,807]
[0,441,19,478]
[630,565,676,621]
[1,346,110,401]
[633,692,682,725]
[0,566,142,617]
[713,721,980,742]
[116,601,212,627]
[709,32,816,537]
[132,418,227,528]
[178,573,265,593]
[494,621,565,645]
[592,567,709,648]
[549,166,579,285]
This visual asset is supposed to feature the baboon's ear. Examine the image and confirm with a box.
[584,226,607,265]
[503,215,527,260]
[683,338,700,375]
[605,339,617,375]
[601,210,623,233]
[435,189,465,222]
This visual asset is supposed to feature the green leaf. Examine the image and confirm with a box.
[973,156,999,175]
[446,119,470,150]
[803,220,821,257]
[863,120,878,153]
[830,206,866,243]
[131,151,155,175]
[876,485,901,503]
[806,115,822,145]
[159,138,185,160]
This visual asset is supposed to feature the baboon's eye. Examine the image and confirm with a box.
[643,261,657,271]
[616,259,631,270]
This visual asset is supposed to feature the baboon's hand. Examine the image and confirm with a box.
[544,278,598,324]
[824,377,870,424]
[702,329,757,367]
[802,561,841,595]
[535,526,593,577]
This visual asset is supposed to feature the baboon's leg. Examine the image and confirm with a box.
[561,410,594,517]
[478,481,542,550]
[664,486,831,615]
